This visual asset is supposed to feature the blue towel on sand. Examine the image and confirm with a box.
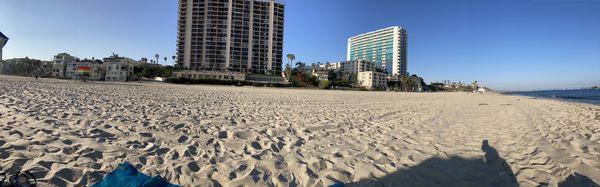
[92,162,180,187]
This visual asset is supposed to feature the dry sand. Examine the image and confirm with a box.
[0,75,599,187]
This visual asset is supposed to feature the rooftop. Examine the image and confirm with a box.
[349,26,404,40]
[255,0,285,5]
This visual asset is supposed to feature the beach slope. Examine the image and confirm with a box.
[0,75,599,186]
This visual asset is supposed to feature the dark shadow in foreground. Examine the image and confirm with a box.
[559,173,600,187]
[346,140,518,187]
[344,140,600,187]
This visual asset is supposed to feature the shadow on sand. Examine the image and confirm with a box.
[559,173,600,187]
[344,140,599,187]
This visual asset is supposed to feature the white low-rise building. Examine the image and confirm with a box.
[339,60,376,74]
[319,62,341,71]
[104,56,137,81]
[65,59,105,80]
[52,53,76,78]
[358,71,388,90]
[301,65,329,81]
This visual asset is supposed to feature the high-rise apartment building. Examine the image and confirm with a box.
[177,0,285,76]
[347,26,408,76]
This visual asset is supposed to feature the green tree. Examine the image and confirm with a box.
[172,55,177,67]
[295,62,305,69]
[286,54,295,67]
[319,79,330,89]
[284,64,292,81]
[154,54,160,64]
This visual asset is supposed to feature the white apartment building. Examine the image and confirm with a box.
[358,71,388,90]
[65,60,105,80]
[339,60,376,74]
[104,56,137,81]
[301,65,329,81]
[319,62,341,71]
[52,53,76,78]
[348,26,408,76]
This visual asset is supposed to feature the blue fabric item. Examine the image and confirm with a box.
[92,162,180,187]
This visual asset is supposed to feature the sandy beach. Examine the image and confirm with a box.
[0,75,599,186]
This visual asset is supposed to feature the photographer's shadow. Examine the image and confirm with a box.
[345,140,599,186]
[347,140,518,187]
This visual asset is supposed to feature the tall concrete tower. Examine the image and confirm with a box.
[177,0,285,75]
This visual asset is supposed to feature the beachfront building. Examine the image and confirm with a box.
[39,61,53,77]
[51,53,76,78]
[301,64,329,81]
[173,70,246,81]
[339,60,376,75]
[176,0,285,76]
[65,59,105,80]
[104,56,137,81]
[358,71,388,90]
[0,32,8,61]
[322,60,379,85]
[319,62,342,71]
[348,26,408,76]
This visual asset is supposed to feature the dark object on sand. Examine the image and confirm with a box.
[92,162,179,187]
[0,170,37,187]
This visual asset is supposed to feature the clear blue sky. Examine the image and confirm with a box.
[1,0,599,90]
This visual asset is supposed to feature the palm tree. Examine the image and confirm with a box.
[286,54,295,67]
[164,57,167,64]
[172,55,177,66]
[154,54,160,64]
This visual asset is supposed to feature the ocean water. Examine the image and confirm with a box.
[505,89,600,105]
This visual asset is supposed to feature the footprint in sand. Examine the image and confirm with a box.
[138,132,153,138]
[218,131,229,139]
[250,141,263,150]
[187,161,200,172]
[167,149,180,160]
[178,135,189,143]
[62,139,73,145]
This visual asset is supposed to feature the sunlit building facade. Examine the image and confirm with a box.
[347,26,408,76]
[177,0,285,75]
